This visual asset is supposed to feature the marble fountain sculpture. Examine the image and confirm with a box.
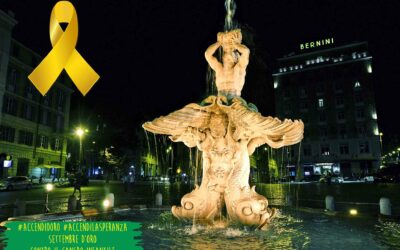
[143,29,304,230]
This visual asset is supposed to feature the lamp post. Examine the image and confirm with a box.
[379,132,383,155]
[397,148,400,163]
[44,183,53,213]
[166,146,173,176]
[75,127,87,170]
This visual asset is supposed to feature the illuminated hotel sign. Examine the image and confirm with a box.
[300,38,334,50]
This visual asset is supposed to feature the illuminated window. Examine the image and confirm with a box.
[354,81,361,88]
[274,81,278,89]
[320,144,330,156]
[37,135,48,148]
[318,98,324,108]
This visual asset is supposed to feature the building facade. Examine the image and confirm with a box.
[273,41,381,179]
[0,10,73,179]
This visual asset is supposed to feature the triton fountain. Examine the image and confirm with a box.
[143,29,304,230]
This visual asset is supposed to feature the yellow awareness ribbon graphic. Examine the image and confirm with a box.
[28,1,99,96]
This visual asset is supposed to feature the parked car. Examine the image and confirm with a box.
[0,176,33,190]
[363,176,374,182]
[374,164,400,183]
[331,176,344,183]
[319,174,343,183]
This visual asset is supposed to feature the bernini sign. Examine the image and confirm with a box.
[300,38,334,50]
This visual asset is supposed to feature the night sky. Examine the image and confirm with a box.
[2,0,400,144]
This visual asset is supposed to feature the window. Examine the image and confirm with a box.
[337,110,345,120]
[303,145,312,157]
[357,125,367,136]
[354,93,363,103]
[6,69,17,92]
[51,138,62,151]
[25,83,35,99]
[41,110,50,126]
[283,103,292,115]
[0,126,15,142]
[339,126,347,139]
[339,143,349,155]
[36,135,48,148]
[334,82,343,91]
[319,112,326,122]
[316,84,325,94]
[354,81,361,88]
[356,108,365,119]
[359,141,370,153]
[300,101,308,110]
[56,115,64,132]
[18,131,34,146]
[2,96,17,115]
[37,157,44,165]
[23,104,34,121]
[319,127,328,137]
[43,93,52,106]
[57,90,65,110]
[318,98,324,108]
[300,88,307,98]
[321,144,330,156]
[335,96,344,106]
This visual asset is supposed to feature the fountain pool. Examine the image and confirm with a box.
[106,208,400,249]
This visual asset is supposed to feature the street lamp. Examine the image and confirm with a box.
[75,127,87,170]
[379,132,383,154]
[397,148,400,163]
[166,146,174,177]
[44,184,54,213]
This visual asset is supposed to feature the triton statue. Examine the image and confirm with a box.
[143,29,304,230]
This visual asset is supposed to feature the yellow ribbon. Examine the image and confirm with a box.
[28,1,99,96]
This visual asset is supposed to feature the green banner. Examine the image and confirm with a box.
[3,221,142,250]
